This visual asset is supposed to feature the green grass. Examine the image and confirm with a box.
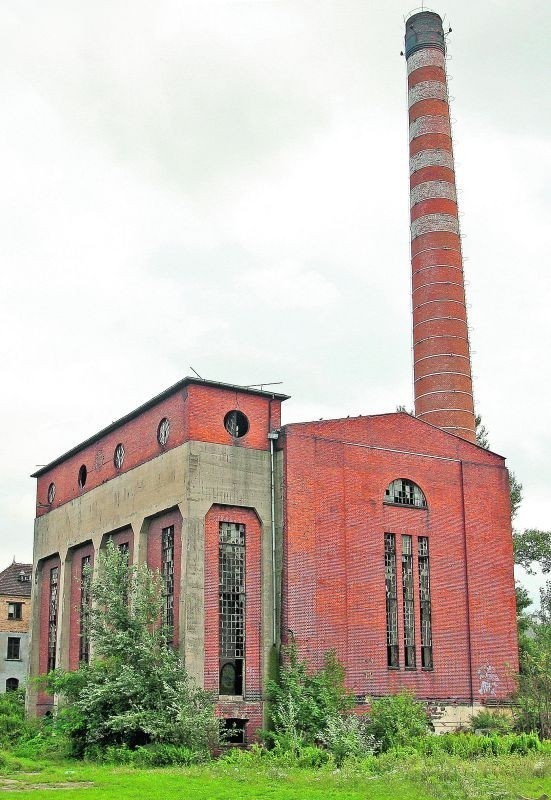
[0,754,549,800]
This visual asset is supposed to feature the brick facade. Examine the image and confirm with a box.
[281,413,518,703]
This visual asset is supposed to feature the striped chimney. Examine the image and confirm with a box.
[405,11,476,443]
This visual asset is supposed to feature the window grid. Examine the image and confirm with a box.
[162,526,175,643]
[7,637,20,660]
[7,603,22,620]
[401,535,416,668]
[418,537,433,669]
[384,533,399,668]
[385,479,427,508]
[219,523,245,695]
[79,555,91,663]
[48,566,59,672]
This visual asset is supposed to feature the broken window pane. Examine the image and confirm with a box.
[219,522,245,695]
[418,537,433,669]
[162,525,175,644]
[402,535,416,669]
[385,479,427,508]
[48,566,59,672]
[79,555,91,663]
[385,533,399,668]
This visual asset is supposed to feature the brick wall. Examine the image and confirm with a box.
[0,595,31,635]
[36,391,187,515]
[281,413,517,702]
[36,384,282,516]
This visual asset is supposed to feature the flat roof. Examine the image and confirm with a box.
[31,377,289,478]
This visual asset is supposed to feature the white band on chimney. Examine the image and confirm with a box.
[409,149,454,174]
[409,115,451,141]
[411,213,459,238]
[410,181,456,207]
[406,48,446,74]
[408,81,448,107]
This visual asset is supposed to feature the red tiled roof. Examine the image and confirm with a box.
[0,562,32,597]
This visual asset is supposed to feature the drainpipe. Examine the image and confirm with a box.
[268,430,279,645]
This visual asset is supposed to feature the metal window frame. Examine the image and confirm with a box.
[219,522,246,695]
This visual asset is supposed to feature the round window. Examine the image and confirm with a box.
[47,482,56,504]
[157,417,170,446]
[78,465,87,488]
[224,410,249,438]
[114,443,125,469]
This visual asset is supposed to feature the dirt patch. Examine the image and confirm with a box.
[0,778,93,791]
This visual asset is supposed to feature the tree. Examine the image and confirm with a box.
[513,529,551,575]
[475,414,550,572]
[46,541,219,756]
[514,589,551,738]
[475,414,490,450]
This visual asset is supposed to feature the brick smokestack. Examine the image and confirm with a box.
[405,11,476,443]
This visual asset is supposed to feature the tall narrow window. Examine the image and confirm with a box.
[7,637,20,660]
[79,555,91,663]
[117,541,130,605]
[384,533,399,668]
[48,566,59,672]
[418,537,433,669]
[219,522,245,695]
[402,535,416,668]
[162,526,175,644]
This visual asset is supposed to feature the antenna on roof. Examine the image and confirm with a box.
[244,382,283,391]
[189,366,204,380]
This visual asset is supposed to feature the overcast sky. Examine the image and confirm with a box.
[1,1,549,601]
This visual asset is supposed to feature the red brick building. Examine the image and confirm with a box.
[28,11,518,737]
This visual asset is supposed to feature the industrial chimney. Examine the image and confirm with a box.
[405,11,476,443]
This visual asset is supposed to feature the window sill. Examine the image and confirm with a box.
[383,501,427,511]
[5,658,22,663]
[422,667,434,672]
[387,666,400,671]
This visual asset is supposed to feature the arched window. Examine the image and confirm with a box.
[6,678,19,692]
[385,479,427,509]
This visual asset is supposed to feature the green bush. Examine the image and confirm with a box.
[365,691,430,752]
[318,714,377,765]
[0,690,34,747]
[408,731,546,758]
[89,743,208,766]
[469,709,513,735]
[266,644,354,752]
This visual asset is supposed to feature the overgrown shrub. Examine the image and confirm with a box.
[43,542,219,757]
[266,644,354,751]
[365,691,430,752]
[469,709,513,735]
[318,714,378,765]
[408,732,547,758]
[88,743,208,766]
[0,690,29,747]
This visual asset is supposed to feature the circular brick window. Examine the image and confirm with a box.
[224,410,249,438]
[78,465,87,488]
[47,482,56,504]
[157,417,170,446]
[114,443,125,469]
